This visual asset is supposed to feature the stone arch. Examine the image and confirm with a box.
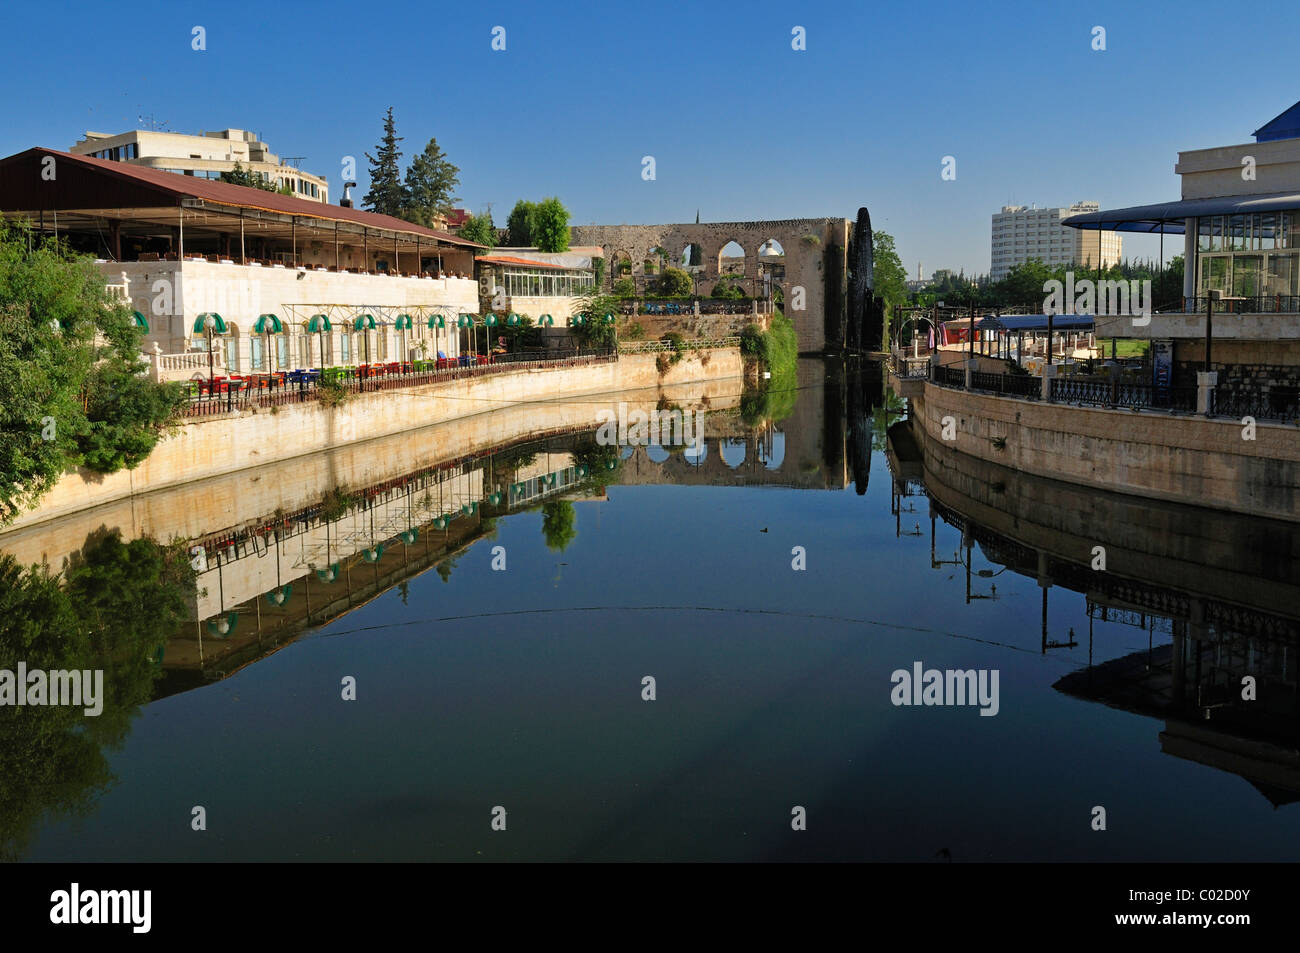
[717,239,747,278]
[720,438,746,469]
[679,242,704,271]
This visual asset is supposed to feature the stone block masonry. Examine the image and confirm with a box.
[916,384,1300,521]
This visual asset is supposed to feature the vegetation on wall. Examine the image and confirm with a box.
[0,222,188,524]
[739,310,798,425]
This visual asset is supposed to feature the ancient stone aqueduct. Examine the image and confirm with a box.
[570,218,853,353]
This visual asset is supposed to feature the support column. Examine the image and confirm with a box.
[1196,370,1218,414]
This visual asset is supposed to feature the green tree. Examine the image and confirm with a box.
[0,223,186,524]
[402,136,460,227]
[363,107,408,217]
[657,267,693,297]
[219,161,279,192]
[506,200,537,246]
[572,289,619,348]
[871,230,909,315]
[541,500,577,551]
[613,277,636,297]
[531,197,570,253]
[459,211,497,250]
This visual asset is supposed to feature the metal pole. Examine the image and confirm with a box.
[1205,294,1213,373]
[240,209,245,264]
[334,222,339,271]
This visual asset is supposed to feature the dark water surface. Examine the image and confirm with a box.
[6,359,1300,861]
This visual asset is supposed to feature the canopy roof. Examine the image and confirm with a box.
[1254,100,1300,143]
[0,147,483,248]
[1062,191,1300,233]
[968,314,1096,332]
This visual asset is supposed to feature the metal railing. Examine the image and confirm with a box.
[933,364,965,387]
[890,352,932,378]
[181,349,616,418]
[619,336,740,353]
[1211,388,1300,421]
[1185,294,1300,314]
[971,370,1041,399]
[1049,377,1197,411]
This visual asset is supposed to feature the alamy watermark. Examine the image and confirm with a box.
[595,402,704,451]
[1043,271,1152,327]
[890,661,999,716]
[0,664,104,716]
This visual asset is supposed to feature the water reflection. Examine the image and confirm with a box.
[889,409,1300,805]
[1,359,1298,860]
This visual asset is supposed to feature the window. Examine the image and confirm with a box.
[340,332,351,363]
[250,337,264,371]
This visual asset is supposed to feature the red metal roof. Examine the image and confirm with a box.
[474,255,570,269]
[0,147,483,247]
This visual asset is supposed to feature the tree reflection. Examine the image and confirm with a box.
[0,530,195,859]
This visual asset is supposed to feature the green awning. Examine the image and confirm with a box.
[307,314,332,333]
[395,314,413,330]
[354,313,377,330]
[132,310,149,331]
[205,612,238,638]
[427,314,446,329]
[458,313,477,328]
[485,313,499,327]
[362,544,385,563]
[193,312,228,334]
[254,313,284,334]
[538,314,553,326]
[265,585,292,607]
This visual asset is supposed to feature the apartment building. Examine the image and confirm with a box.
[990,202,1121,279]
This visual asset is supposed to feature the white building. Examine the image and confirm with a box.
[71,128,330,203]
[990,202,1122,280]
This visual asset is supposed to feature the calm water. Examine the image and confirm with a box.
[5,358,1300,862]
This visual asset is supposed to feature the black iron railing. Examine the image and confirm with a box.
[181,349,616,418]
[971,370,1041,399]
[1185,295,1300,314]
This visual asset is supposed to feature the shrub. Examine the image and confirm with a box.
[711,281,744,300]
[739,323,764,356]
[657,267,693,297]
[661,332,686,366]
[613,277,636,297]
[318,378,351,407]
[623,321,646,340]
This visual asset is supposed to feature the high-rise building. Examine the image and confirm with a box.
[990,202,1121,280]
[71,128,329,203]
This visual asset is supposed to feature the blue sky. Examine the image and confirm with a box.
[3,0,1297,276]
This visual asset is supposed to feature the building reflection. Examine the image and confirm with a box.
[890,409,1300,805]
